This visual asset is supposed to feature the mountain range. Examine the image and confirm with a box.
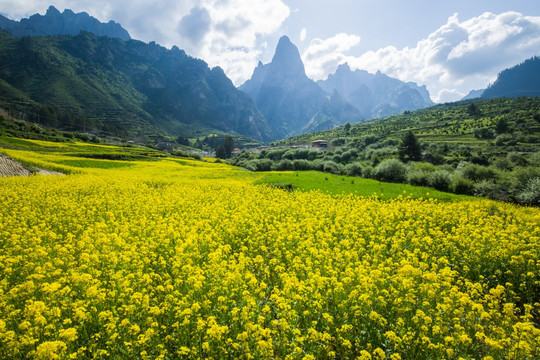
[0,29,272,142]
[317,63,433,119]
[0,6,131,41]
[482,56,540,99]
[240,36,361,139]
[0,6,539,146]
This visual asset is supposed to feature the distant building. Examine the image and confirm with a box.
[311,140,328,148]
[155,142,174,151]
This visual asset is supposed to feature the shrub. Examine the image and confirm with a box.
[292,159,311,171]
[276,159,293,171]
[493,158,513,171]
[374,159,407,183]
[362,165,374,179]
[473,180,499,198]
[345,162,364,177]
[460,164,498,182]
[323,161,342,175]
[407,170,430,187]
[495,133,513,146]
[267,149,286,161]
[516,177,540,206]
[451,176,475,195]
[427,170,453,192]
[251,159,273,171]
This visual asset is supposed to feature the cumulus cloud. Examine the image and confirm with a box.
[299,28,306,42]
[340,11,540,102]
[175,0,290,84]
[2,0,290,85]
[301,33,361,80]
[177,6,211,44]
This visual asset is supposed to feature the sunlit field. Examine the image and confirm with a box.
[1,139,539,359]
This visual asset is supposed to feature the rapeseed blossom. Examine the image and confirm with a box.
[0,142,539,359]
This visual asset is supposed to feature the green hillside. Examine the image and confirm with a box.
[0,30,271,144]
[231,97,540,205]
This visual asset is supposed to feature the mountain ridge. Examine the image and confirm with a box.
[240,36,362,140]
[0,30,272,142]
[0,6,131,41]
[317,63,434,119]
[482,56,540,99]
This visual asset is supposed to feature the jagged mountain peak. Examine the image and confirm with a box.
[46,5,61,16]
[0,6,131,41]
[269,35,306,78]
[318,64,433,119]
[240,35,361,140]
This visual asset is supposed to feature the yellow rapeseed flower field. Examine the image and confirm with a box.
[0,142,539,359]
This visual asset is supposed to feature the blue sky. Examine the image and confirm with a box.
[1,0,540,102]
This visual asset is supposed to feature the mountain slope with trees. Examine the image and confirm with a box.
[231,97,540,205]
[0,30,272,143]
[482,56,540,98]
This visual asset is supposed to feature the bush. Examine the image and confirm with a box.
[427,170,453,192]
[493,158,513,171]
[362,165,374,179]
[345,162,364,177]
[251,159,273,171]
[516,177,540,206]
[473,180,499,198]
[275,159,293,170]
[407,170,430,187]
[340,149,358,164]
[267,149,286,161]
[292,159,311,171]
[374,159,407,183]
[510,167,540,193]
[460,164,498,182]
[495,133,513,146]
[451,177,475,195]
[322,161,342,175]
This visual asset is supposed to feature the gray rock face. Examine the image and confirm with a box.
[240,36,361,140]
[0,6,131,41]
[318,63,434,119]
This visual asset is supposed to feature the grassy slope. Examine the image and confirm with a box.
[256,171,473,201]
[275,97,540,154]
[1,136,473,201]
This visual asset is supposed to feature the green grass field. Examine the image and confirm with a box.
[256,171,474,201]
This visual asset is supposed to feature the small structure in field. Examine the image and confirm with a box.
[311,140,328,148]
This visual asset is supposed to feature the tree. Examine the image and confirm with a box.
[398,131,422,162]
[496,118,508,134]
[215,136,234,159]
[467,103,480,117]
[344,122,351,134]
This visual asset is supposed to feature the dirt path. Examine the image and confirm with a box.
[0,153,63,177]
[0,153,32,177]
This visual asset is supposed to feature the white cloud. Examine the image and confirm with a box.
[185,0,290,85]
[299,27,306,42]
[0,0,290,85]
[341,11,540,102]
[301,33,361,80]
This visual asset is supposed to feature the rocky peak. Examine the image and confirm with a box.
[267,35,306,80]
[0,6,131,41]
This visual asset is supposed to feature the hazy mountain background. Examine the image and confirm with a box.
[317,63,434,119]
[0,6,131,41]
[240,36,362,139]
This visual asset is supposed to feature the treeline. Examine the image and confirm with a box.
[228,132,540,206]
